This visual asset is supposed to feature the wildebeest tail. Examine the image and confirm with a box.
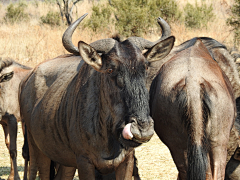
[187,142,208,180]
[177,80,211,180]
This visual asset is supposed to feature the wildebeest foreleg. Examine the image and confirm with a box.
[115,150,134,180]
[2,115,20,180]
[53,165,76,180]
[22,123,29,180]
[77,156,96,179]
[27,130,51,180]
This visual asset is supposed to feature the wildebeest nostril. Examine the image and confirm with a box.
[129,117,137,123]
[129,116,153,128]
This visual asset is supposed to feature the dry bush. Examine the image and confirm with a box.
[0,0,237,68]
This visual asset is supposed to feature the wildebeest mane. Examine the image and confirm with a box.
[176,37,227,61]
[199,37,227,50]
[200,37,227,61]
[111,34,122,42]
[177,38,199,53]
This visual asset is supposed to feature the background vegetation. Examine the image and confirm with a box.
[227,0,240,46]
[0,0,238,179]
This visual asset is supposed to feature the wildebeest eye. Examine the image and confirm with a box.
[107,69,113,74]
[145,62,149,70]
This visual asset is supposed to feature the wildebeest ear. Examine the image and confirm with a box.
[144,36,175,62]
[0,71,14,83]
[78,41,102,71]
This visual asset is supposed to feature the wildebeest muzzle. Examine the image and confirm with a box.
[122,116,154,144]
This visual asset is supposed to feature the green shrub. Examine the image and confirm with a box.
[227,0,240,46]
[86,0,182,37]
[111,0,182,36]
[4,2,29,24]
[110,0,150,36]
[40,11,61,26]
[148,0,182,22]
[184,1,215,29]
[84,4,112,33]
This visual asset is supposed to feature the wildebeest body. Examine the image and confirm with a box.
[21,56,84,166]
[20,14,175,179]
[150,39,236,180]
[0,58,32,180]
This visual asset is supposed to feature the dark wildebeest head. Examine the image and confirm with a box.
[63,15,174,147]
[62,13,175,147]
[150,38,236,180]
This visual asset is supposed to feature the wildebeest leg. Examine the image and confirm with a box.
[37,154,51,180]
[2,115,20,180]
[154,122,187,180]
[53,165,76,180]
[209,146,228,180]
[133,154,141,180]
[22,123,29,180]
[169,148,187,180]
[115,150,134,180]
[77,156,95,180]
[27,130,51,180]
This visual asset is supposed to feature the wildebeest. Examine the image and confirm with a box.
[19,13,175,180]
[149,38,236,179]
[225,122,240,180]
[225,97,240,180]
[47,14,172,180]
[0,58,32,180]
[143,17,240,180]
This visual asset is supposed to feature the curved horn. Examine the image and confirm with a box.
[62,13,116,55]
[62,13,88,55]
[157,17,171,40]
[0,58,13,72]
[127,17,171,51]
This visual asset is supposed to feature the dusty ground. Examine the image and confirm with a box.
[0,123,178,180]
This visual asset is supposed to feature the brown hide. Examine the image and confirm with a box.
[150,39,236,180]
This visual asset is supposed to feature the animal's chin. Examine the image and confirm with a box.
[119,135,142,148]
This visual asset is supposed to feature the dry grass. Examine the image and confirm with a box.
[0,0,238,179]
